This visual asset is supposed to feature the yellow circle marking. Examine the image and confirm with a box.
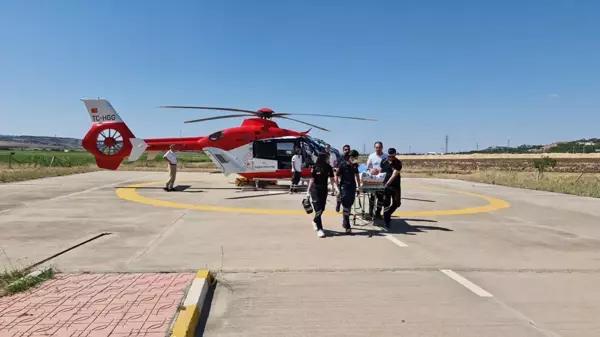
[115,180,510,216]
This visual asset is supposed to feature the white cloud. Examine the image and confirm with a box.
[548,93,560,98]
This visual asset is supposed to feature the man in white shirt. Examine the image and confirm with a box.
[163,144,177,191]
[366,141,388,219]
[366,141,388,173]
[290,148,303,193]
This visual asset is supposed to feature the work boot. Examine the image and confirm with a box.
[383,219,390,229]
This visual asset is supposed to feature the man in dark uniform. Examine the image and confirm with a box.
[335,149,361,234]
[380,148,402,228]
[335,144,351,212]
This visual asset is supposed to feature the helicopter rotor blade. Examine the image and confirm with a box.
[272,113,377,121]
[275,116,330,132]
[184,114,252,124]
[160,106,261,116]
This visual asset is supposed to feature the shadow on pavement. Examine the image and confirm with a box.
[324,218,452,238]
[225,192,291,200]
[387,218,453,236]
[194,281,216,337]
[401,197,436,203]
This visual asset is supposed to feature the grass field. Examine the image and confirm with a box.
[2,150,599,198]
[0,150,211,167]
[0,150,215,182]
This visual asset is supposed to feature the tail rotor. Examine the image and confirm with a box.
[81,99,147,170]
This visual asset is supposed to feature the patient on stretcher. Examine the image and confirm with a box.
[358,166,386,185]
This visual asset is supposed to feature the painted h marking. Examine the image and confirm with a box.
[440,269,493,297]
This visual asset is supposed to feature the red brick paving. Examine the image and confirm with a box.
[0,272,195,337]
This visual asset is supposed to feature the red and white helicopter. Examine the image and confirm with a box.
[81,98,376,186]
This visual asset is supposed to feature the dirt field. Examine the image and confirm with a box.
[397,154,600,174]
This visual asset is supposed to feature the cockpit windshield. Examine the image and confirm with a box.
[304,136,341,159]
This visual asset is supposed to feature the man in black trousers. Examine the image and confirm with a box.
[335,149,361,234]
[335,144,351,212]
[380,148,402,228]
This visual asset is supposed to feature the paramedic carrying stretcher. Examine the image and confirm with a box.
[380,147,402,228]
[335,149,361,234]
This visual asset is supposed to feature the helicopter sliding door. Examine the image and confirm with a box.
[252,137,300,171]
[251,139,278,171]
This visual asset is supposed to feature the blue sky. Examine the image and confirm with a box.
[1,0,599,153]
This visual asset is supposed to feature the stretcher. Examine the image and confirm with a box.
[349,171,388,227]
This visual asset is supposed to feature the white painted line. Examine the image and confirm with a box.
[363,223,408,247]
[384,233,408,247]
[440,269,493,297]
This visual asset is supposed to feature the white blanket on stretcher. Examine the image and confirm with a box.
[360,171,386,184]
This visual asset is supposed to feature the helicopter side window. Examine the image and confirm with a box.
[276,141,295,170]
[253,140,277,160]
[208,131,224,141]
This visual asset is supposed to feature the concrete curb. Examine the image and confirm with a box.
[169,270,214,337]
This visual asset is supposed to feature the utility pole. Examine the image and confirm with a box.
[409,145,411,153]
[445,135,449,154]
[476,142,479,151]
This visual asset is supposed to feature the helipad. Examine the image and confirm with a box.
[115,179,511,216]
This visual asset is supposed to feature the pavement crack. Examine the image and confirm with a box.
[502,215,600,242]
[126,211,188,265]
[492,297,565,337]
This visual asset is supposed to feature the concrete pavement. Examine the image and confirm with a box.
[1,171,600,336]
